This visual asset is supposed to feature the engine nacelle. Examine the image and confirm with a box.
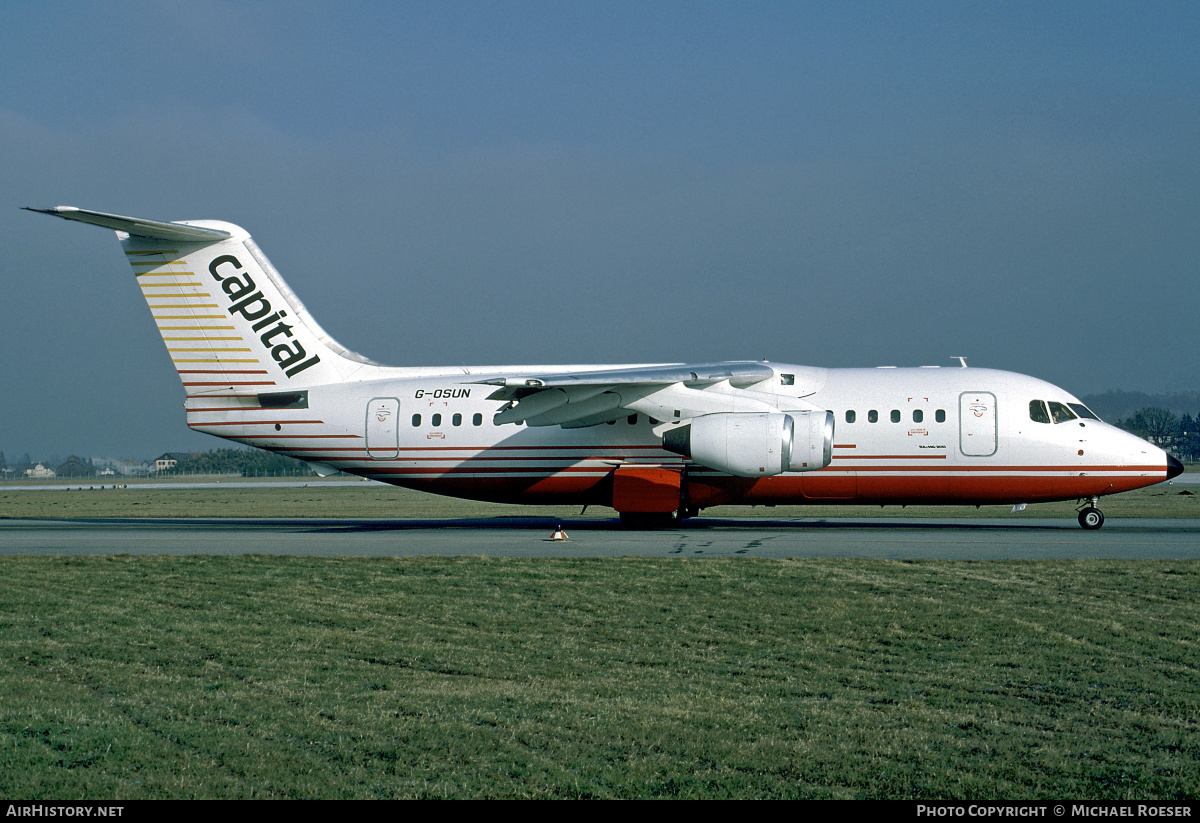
[662,411,834,477]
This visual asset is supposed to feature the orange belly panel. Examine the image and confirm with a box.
[612,466,682,513]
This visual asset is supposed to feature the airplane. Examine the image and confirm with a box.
[27,205,1184,529]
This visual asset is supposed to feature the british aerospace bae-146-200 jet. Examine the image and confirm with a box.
[29,206,1183,529]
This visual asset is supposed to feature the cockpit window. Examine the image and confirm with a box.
[1029,400,1051,424]
[1048,401,1077,424]
[1068,403,1100,421]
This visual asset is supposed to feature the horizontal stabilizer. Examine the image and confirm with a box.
[23,206,231,242]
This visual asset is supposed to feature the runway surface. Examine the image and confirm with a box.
[2,517,1199,559]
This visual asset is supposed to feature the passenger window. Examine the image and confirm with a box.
[846,410,856,424]
[890,410,901,423]
[452,413,462,426]
[628,414,638,425]
[432,413,442,427]
[936,409,945,423]
[1029,400,1051,424]
[1048,402,1077,424]
[913,409,923,423]
[781,374,795,386]
[411,414,421,427]
[473,413,483,426]
[868,410,878,423]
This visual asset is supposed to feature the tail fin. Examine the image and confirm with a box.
[27,207,377,394]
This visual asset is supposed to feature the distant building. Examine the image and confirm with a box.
[56,456,93,477]
[154,452,196,473]
[25,464,55,478]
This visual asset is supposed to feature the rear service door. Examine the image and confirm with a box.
[366,397,400,459]
[959,392,997,457]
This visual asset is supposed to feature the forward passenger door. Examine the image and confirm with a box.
[959,392,997,457]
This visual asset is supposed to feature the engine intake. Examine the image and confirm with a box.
[662,411,833,477]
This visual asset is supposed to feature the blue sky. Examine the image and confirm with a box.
[3,1,1198,459]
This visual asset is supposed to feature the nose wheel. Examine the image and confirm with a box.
[1077,500,1105,530]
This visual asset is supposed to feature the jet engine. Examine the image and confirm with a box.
[662,411,833,477]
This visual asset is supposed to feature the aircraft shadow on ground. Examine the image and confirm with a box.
[55,516,1196,534]
[291,517,1086,534]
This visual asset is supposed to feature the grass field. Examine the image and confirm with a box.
[1,556,1198,799]
[1,474,1197,521]
[1,479,1198,799]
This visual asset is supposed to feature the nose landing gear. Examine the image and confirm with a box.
[1077,497,1105,530]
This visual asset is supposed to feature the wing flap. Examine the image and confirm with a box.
[493,385,611,425]
[526,391,623,427]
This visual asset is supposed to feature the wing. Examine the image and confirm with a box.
[475,361,818,428]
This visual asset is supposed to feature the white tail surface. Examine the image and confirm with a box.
[123,221,380,394]
[27,207,384,395]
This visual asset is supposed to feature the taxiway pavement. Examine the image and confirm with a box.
[2,517,1199,559]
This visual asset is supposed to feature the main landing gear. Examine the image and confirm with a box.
[1077,497,1105,530]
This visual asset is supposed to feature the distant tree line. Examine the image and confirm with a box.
[167,449,318,477]
[1081,390,1200,425]
[1115,408,1200,463]
[0,448,323,479]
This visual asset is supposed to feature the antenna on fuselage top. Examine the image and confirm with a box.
[953,357,968,368]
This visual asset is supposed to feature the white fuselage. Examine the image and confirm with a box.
[184,363,1170,510]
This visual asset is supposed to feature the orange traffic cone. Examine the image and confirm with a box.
[551,525,569,541]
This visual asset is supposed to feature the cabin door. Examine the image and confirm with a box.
[366,397,400,459]
[959,392,997,457]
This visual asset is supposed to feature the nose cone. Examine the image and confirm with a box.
[1167,454,1185,480]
